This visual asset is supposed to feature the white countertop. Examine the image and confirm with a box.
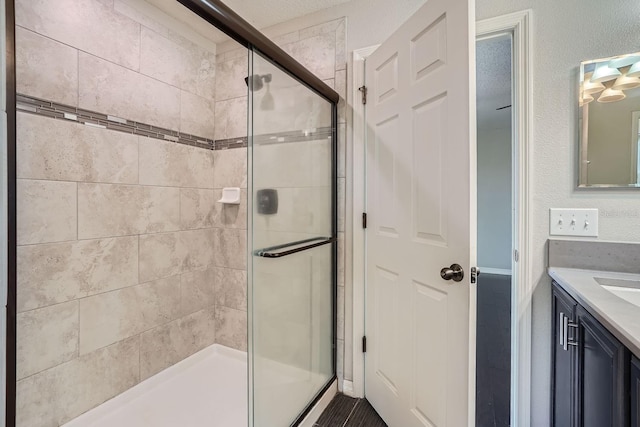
[549,267,640,358]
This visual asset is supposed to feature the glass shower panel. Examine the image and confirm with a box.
[248,50,335,427]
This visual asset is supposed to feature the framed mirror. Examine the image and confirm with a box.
[579,52,640,188]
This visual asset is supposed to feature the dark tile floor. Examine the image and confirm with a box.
[315,394,387,427]
[476,273,512,427]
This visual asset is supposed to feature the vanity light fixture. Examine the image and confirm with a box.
[597,87,626,103]
[627,61,640,78]
[609,55,640,69]
[580,92,594,106]
[591,62,622,83]
[612,73,640,91]
[583,72,605,95]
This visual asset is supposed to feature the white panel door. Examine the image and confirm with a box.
[364,0,476,425]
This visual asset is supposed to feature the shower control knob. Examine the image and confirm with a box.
[440,264,464,282]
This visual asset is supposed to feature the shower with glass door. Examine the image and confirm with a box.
[247,49,337,426]
[7,0,338,425]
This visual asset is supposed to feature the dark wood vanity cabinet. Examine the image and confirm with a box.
[552,281,630,427]
[632,356,640,426]
[552,284,577,426]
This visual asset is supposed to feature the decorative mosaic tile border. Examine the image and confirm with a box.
[16,94,216,151]
[17,94,333,151]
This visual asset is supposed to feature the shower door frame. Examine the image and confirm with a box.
[246,47,339,426]
[4,0,17,424]
[3,0,339,426]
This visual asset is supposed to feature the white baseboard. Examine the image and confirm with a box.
[479,267,512,276]
[342,380,355,397]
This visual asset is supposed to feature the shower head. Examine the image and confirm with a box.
[244,74,272,92]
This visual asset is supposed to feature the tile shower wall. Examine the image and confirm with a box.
[15,0,217,139]
[13,0,225,425]
[215,17,348,380]
[16,113,220,426]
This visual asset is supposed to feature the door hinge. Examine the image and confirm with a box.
[514,249,519,262]
[362,212,367,229]
[358,85,367,105]
[362,336,367,353]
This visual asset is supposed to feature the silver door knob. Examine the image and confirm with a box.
[440,264,464,282]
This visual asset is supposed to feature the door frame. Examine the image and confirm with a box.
[347,9,533,427]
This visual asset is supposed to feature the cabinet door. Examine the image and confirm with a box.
[632,356,640,427]
[577,305,628,427]
[552,283,577,427]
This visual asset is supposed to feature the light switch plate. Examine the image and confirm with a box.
[549,208,599,237]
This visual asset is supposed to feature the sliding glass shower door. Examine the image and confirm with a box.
[248,50,336,426]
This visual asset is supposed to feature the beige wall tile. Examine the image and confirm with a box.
[79,53,180,129]
[298,19,342,40]
[337,286,344,341]
[213,148,247,189]
[270,30,300,47]
[79,277,181,354]
[139,138,214,188]
[139,307,215,379]
[139,229,215,283]
[214,228,247,270]
[213,188,247,229]
[17,113,138,184]
[215,56,248,101]
[78,183,180,239]
[336,339,344,379]
[335,69,347,99]
[140,27,216,100]
[16,337,139,427]
[15,27,78,105]
[335,19,346,71]
[252,141,312,188]
[17,179,77,245]
[214,267,247,311]
[338,232,345,288]
[338,122,346,178]
[310,138,332,186]
[181,268,216,315]
[139,232,186,283]
[180,91,215,140]
[17,301,78,380]
[283,33,336,81]
[139,27,188,91]
[214,306,247,351]
[182,228,216,271]
[250,84,331,136]
[338,178,346,232]
[16,0,141,71]
[17,236,138,312]
[180,188,215,230]
[253,187,331,236]
[214,97,247,140]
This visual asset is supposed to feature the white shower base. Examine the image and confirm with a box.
[63,343,334,427]
[64,344,248,427]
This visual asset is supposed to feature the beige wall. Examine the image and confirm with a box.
[476,1,640,424]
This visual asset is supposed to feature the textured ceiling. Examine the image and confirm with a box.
[218,0,353,29]
[476,35,512,130]
[144,0,352,43]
